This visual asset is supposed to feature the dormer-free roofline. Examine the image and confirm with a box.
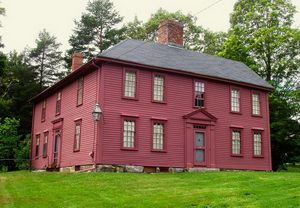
[29,55,273,104]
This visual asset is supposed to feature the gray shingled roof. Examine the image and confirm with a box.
[98,38,273,89]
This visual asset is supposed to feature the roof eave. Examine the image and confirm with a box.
[97,56,274,92]
[29,59,99,104]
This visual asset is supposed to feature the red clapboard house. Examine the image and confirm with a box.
[30,20,273,172]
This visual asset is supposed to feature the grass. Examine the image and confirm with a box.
[0,171,299,208]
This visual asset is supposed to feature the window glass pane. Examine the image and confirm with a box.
[231,89,240,112]
[123,120,135,148]
[232,131,241,154]
[54,135,60,152]
[254,133,262,155]
[154,76,165,101]
[43,143,47,156]
[196,149,205,162]
[36,136,40,145]
[44,135,48,143]
[195,132,205,147]
[153,123,164,149]
[57,92,61,100]
[195,82,204,107]
[252,93,260,115]
[124,71,136,97]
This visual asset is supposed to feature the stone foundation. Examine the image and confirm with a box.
[184,167,220,172]
[52,165,220,173]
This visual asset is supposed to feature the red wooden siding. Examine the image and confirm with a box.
[31,61,271,171]
[100,63,271,171]
[31,70,99,169]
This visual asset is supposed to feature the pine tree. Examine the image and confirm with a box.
[29,29,64,91]
[67,0,125,64]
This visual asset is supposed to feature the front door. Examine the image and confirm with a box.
[194,132,206,166]
[53,130,60,165]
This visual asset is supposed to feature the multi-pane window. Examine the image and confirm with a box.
[153,123,164,150]
[124,71,137,98]
[35,135,40,158]
[74,121,81,151]
[232,131,241,155]
[254,133,262,156]
[252,93,261,115]
[231,89,240,112]
[195,81,205,107]
[77,78,83,105]
[43,132,48,157]
[153,75,165,101]
[41,100,46,122]
[56,91,61,115]
[123,120,136,148]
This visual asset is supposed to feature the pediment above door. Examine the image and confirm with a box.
[183,108,217,122]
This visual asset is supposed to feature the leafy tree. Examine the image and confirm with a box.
[67,0,125,64]
[0,52,8,96]
[29,29,64,91]
[220,0,300,84]
[0,118,21,171]
[125,8,227,55]
[0,5,5,48]
[220,0,300,169]
[270,88,300,168]
[15,134,31,170]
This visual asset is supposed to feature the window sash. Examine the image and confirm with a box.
[56,91,61,114]
[231,89,240,112]
[124,71,136,97]
[252,93,261,115]
[195,82,205,107]
[232,131,241,154]
[41,100,46,121]
[56,100,61,114]
[153,123,164,149]
[77,78,83,105]
[36,135,40,157]
[74,123,81,150]
[123,120,135,148]
[254,133,262,155]
[43,133,48,157]
[43,143,47,157]
[154,75,165,101]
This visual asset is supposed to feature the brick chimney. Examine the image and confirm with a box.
[158,20,184,46]
[71,53,84,71]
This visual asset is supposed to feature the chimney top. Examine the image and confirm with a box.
[71,53,84,71]
[158,20,184,47]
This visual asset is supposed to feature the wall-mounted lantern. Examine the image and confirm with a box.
[92,103,102,121]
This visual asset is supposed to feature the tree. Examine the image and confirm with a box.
[220,0,300,85]
[0,52,8,96]
[0,118,21,172]
[15,134,31,170]
[125,8,227,55]
[67,0,125,63]
[29,29,64,91]
[220,0,300,169]
[5,51,39,136]
[0,5,5,48]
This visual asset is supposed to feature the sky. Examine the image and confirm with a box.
[1,0,300,54]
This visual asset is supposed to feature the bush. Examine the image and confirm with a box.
[15,134,31,170]
[277,163,300,172]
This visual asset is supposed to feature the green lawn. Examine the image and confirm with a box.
[0,171,299,208]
